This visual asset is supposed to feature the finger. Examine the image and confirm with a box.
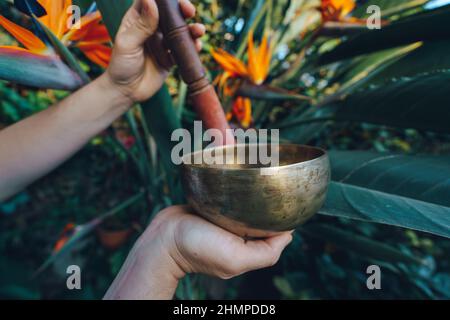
[189,23,204,52]
[115,0,159,52]
[264,232,294,253]
[230,232,293,273]
[189,23,206,39]
[195,39,202,52]
[179,0,196,19]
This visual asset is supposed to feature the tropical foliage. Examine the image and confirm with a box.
[0,0,449,299]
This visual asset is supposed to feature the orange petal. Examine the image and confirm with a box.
[241,98,252,128]
[0,15,46,52]
[76,23,110,43]
[333,0,356,17]
[65,11,100,41]
[247,31,271,85]
[53,236,69,253]
[211,48,248,77]
[259,34,272,82]
[218,71,234,95]
[38,0,72,38]
[0,45,44,57]
[53,222,76,253]
[232,97,252,128]
[67,11,110,43]
[322,0,356,21]
[77,42,111,68]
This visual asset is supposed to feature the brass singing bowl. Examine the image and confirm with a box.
[181,144,330,238]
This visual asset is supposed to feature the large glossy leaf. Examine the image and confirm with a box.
[0,47,83,90]
[366,41,450,86]
[274,43,450,138]
[329,40,450,96]
[319,5,450,65]
[320,182,450,238]
[323,71,450,133]
[317,43,421,108]
[329,151,450,207]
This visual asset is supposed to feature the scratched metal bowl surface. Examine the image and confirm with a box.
[181,144,330,238]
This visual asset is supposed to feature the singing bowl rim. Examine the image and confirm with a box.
[181,143,328,172]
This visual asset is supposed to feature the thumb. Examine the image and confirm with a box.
[229,232,293,275]
[115,0,159,51]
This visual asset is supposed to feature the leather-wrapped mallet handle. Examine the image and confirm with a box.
[155,0,210,95]
[155,0,235,145]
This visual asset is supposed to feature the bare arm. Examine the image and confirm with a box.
[0,0,204,201]
[0,75,131,201]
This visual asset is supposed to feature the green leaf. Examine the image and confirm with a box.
[320,182,450,238]
[324,43,422,99]
[323,71,450,133]
[319,5,450,65]
[366,41,450,86]
[0,47,83,90]
[236,81,310,101]
[301,224,424,265]
[141,89,183,202]
[330,151,450,207]
[96,0,133,40]
[327,40,450,100]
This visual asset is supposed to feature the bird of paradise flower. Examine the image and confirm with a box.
[211,31,273,128]
[0,0,111,69]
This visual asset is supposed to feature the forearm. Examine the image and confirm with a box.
[0,74,131,201]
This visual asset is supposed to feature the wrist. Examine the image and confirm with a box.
[139,216,188,281]
[104,232,183,300]
[96,72,135,111]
